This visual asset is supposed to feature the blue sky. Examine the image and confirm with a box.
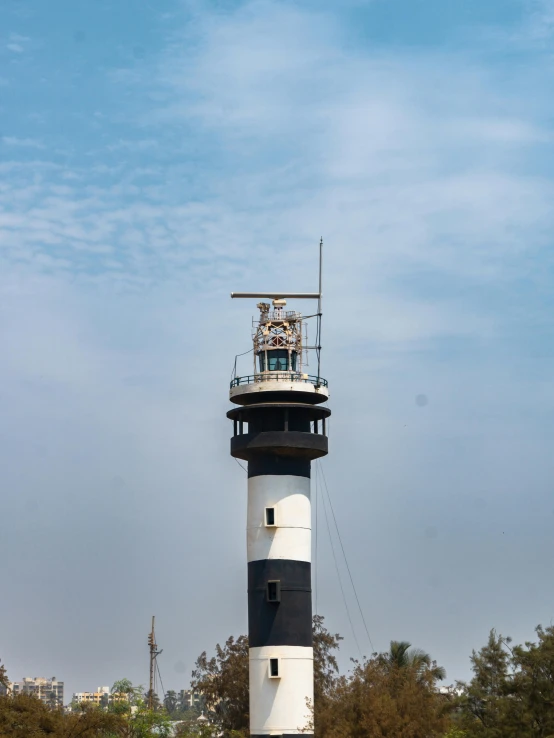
[2,0,554,701]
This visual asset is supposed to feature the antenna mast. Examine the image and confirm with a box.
[317,238,323,380]
[147,616,162,710]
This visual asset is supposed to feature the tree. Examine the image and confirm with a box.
[109,678,174,737]
[0,660,8,690]
[457,625,554,738]
[456,629,514,737]
[163,689,178,715]
[313,614,343,704]
[191,634,249,738]
[0,692,125,737]
[386,640,447,682]
[143,689,161,711]
[112,678,143,706]
[174,719,218,738]
[315,647,450,737]
[125,705,173,738]
[46,690,60,709]
[511,625,554,737]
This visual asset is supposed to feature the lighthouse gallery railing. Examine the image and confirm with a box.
[230,373,328,389]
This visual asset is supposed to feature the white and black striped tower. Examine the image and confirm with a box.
[228,266,330,737]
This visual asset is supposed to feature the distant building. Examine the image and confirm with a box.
[72,686,111,706]
[178,689,202,710]
[1,677,64,706]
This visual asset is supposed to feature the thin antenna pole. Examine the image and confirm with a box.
[317,238,323,380]
[318,238,323,316]
[148,616,155,710]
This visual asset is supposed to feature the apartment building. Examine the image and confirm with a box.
[72,686,111,706]
[177,689,202,710]
[1,677,64,706]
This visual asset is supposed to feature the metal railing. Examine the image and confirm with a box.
[230,373,328,389]
[259,310,301,322]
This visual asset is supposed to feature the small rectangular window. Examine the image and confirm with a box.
[265,507,275,526]
[269,658,280,678]
[267,580,281,602]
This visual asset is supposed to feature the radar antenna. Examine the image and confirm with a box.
[231,240,324,381]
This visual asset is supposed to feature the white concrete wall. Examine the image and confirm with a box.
[249,646,314,735]
[247,475,311,563]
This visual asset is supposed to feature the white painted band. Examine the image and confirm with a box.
[249,646,313,735]
[247,475,311,563]
[230,380,329,402]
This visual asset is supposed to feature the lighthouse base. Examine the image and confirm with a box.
[249,646,313,736]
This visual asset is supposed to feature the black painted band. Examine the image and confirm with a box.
[232,431,328,462]
[248,455,311,479]
[248,559,312,648]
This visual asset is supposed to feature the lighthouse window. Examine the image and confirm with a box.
[265,507,275,526]
[267,580,281,602]
[269,658,280,678]
[268,350,288,371]
[259,350,298,372]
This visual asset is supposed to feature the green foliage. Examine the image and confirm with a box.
[0,659,8,689]
[0,693,125,737]
[127,705,173,737]
[313,614,343,704]
[111,678,144,706]
[314,643,449,737]
[457,629,512,736]
[0,674,183,737]
[5,621,554,738]
[191,634,249,737]
[107,678,175,736]
[173,721,219,738]
[457,625,554,737]
[143,690,162,711]
[163,689,178,715]
[386,640,447,681]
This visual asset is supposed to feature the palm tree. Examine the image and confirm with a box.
[164,690,178,715]
[46,690,60,709]
[386,641,446,681]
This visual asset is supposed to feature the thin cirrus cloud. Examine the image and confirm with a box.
[4,2,553,300]
[2,136,45,148]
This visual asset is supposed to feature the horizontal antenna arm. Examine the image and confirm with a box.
[231,292,320,299]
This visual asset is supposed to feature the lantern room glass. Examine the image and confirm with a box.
[258,349,297,372]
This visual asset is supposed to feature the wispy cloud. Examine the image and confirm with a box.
[2,1,554,342]
[527,0,554,39]
[137,1,554,288]
[106,139,160,152]
[2,136,44,149]
[9,32,30,43]
[5,31,29,53]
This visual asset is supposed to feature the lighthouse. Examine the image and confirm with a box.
[228,275,330,737]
